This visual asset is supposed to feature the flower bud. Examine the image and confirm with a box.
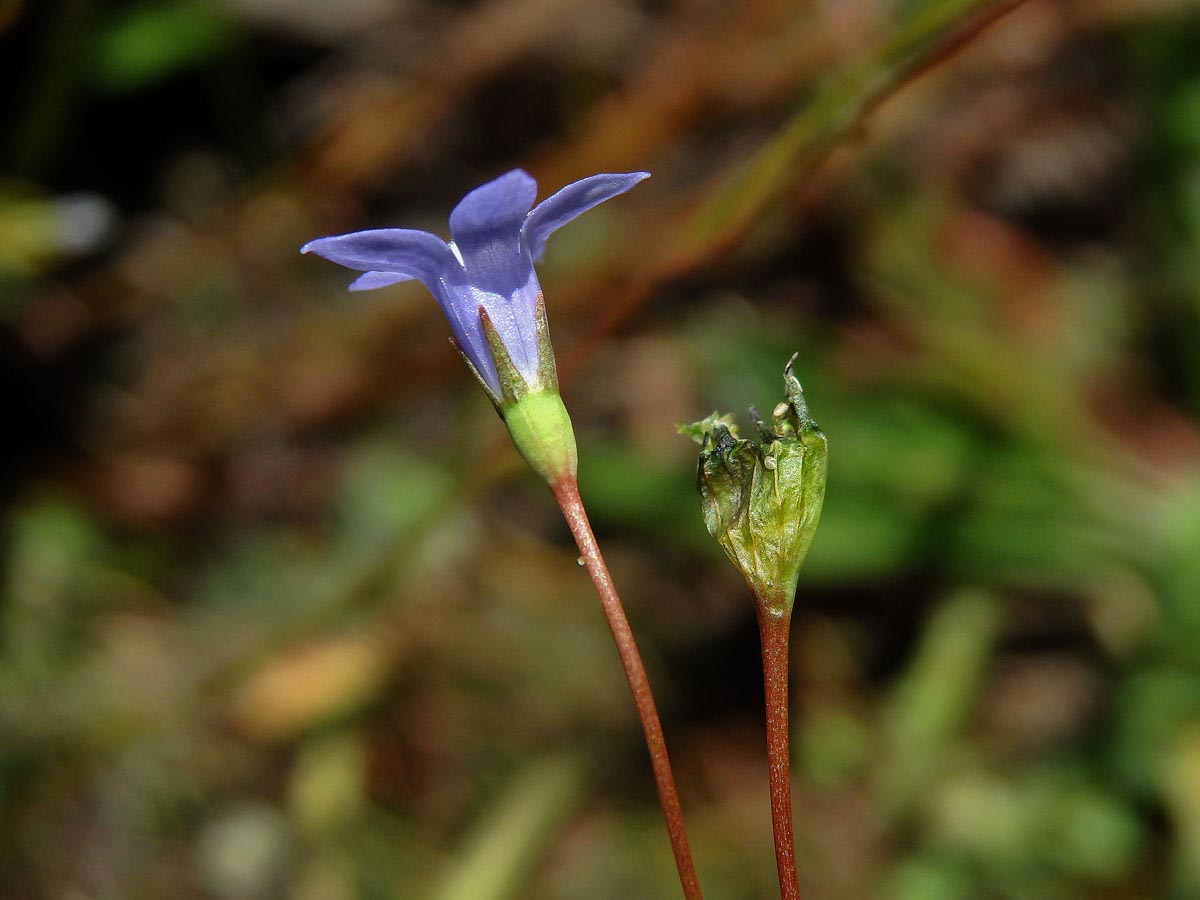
[680,356,827,615]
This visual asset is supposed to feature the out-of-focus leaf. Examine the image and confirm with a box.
[926,766,1143,886]
[1111,668,1200,797]
[797,705,871,788]
[826,399,979,511]
[228,632,392,742]
[1045,781,1143,880]
[877,590,1000,817]
[798,492,921,582]
[1156,475,1200,665]
[92,1,240,92]
[577,441,711,545]
[0,195,59,275]
[882,855,975,900]
[335,440,458,556]
[1162,726,1200,896]
[428,755,586,900]
[0,191,116,276]
[288,730,367,838]
[1,497,108,678]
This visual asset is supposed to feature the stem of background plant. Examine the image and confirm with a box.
[755,598,800,900]
[550,475,705,900]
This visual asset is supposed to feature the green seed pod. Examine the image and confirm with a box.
[680,355,827,616]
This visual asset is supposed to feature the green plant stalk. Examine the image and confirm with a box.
[550,475,704,900]
[755,598,800,900]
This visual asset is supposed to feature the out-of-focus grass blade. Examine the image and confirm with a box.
[877,589,1000,818]
[427,755,586,900]
[681,0,1029,254]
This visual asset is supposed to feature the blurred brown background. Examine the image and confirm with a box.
[4,1,1200,898]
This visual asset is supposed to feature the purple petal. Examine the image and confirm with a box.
[444,172,543,380]
[448,170,538,246]
[348,271,416,291]
[439,288,500,396]
[301,228,458,289]
[303,227,497,390]
[522,172,649,262]
[470,273,543,381]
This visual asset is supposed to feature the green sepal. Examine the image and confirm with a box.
[533,293,560,393]
[450,336,502,407]
[682,354,828,615]
[476,294,560,411]
[480,306,532,406]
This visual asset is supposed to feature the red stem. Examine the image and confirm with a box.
[550,475,704,900]
[756,604,800,900]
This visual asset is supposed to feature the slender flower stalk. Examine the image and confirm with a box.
[551,476,704,900]
[681,356,827,900]
[756,600,799,900]
[302,169,704,899]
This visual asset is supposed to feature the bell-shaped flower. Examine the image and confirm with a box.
[301,169,648,484]
[302,169,648,403]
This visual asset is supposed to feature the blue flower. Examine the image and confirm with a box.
[302,169,649,403]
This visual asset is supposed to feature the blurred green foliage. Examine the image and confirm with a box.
[92,2,240,93]
[4,1,1200,899]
